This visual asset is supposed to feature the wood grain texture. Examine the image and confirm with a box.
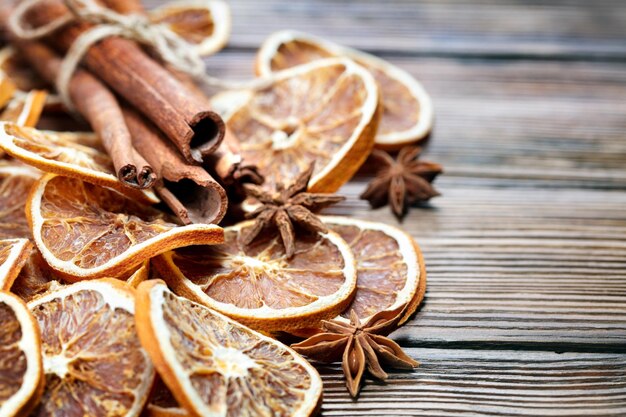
[148,0,626,414]
[146,0,626,58]
[318,348,626,416]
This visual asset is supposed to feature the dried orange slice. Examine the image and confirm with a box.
[149,0,231,56]
[126,261,150,288]
[0,238,33,291]
[28,279,154,417]
[0,47,48,93]
[10,250,145,302]
[135,280,323,417]
[0,123,157,204]
[0,90,47,127]
[0,47,63,115]
[322,216,426,325]
[42,130,104,151]
[0,160,41,240]
[256,31,434,150]
[0,47,47,127]
[0,47,20,109]
[145,378,189,417]
[27,174,224,280]
[153,219,357,332]
[10,250,62,303]
[0,74,16,111]
[211,57,380,192]
[0,290,44,417]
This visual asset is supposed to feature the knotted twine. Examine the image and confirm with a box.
[8,0,269,111]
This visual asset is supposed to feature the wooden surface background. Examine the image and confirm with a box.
[154,1,626,415]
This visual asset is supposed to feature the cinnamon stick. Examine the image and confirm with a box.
[100,0,261,191]
[1,13,156,188]
[163,66,264,187]
[20,0,225,163]
[123,107,227,224]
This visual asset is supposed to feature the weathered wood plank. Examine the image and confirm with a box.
[144,0,626,58]
[317,348,626,416]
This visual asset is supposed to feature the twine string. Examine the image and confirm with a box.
[8,0,270,110]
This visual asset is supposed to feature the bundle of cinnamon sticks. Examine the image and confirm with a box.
[0,0,252,224]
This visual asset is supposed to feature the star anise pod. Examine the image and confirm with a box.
[361,146,442,218]
[241,165,345,257]
[291,305,419,397]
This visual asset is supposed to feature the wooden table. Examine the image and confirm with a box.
[153,1,626,415]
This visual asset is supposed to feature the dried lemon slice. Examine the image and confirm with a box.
[154,220,357,332]
[28,279,154,417]
[322,216,426,325]
[0,160,41,240]
[27,174,224,280]
[149,0,230,56]
[135,280,323,417]
[0,123,157,204]
[211,57,379,192]
[0,290,43,417]
[0,238,32,291]
[256,31,433,150]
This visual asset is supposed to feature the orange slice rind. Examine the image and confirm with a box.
[145,378,189,417]
[149,0,231,56]
[256,30,434,150]
[0,238,33,291]
[135,280,323,417]
[153,219,357,332]
[211,57,380,192]
[0,290,44,417]
[28,279,154,417]
[0,90,47,127]
[0,47,19,109]
[126,261,150,288]
[0,74,17,111]
[322,216,426,325]
[27,174,224,281]
[0,122,158,204]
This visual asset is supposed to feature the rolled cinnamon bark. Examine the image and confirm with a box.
[123,107,227,224]
[163,66,264,187]
[2,19,156,189]
[21,0,225,163]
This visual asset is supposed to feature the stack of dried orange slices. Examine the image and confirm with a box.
[0,1,436,415]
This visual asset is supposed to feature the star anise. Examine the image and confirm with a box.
[241,165,345,258]
[291,305,419,397]
[361,146,442,218]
